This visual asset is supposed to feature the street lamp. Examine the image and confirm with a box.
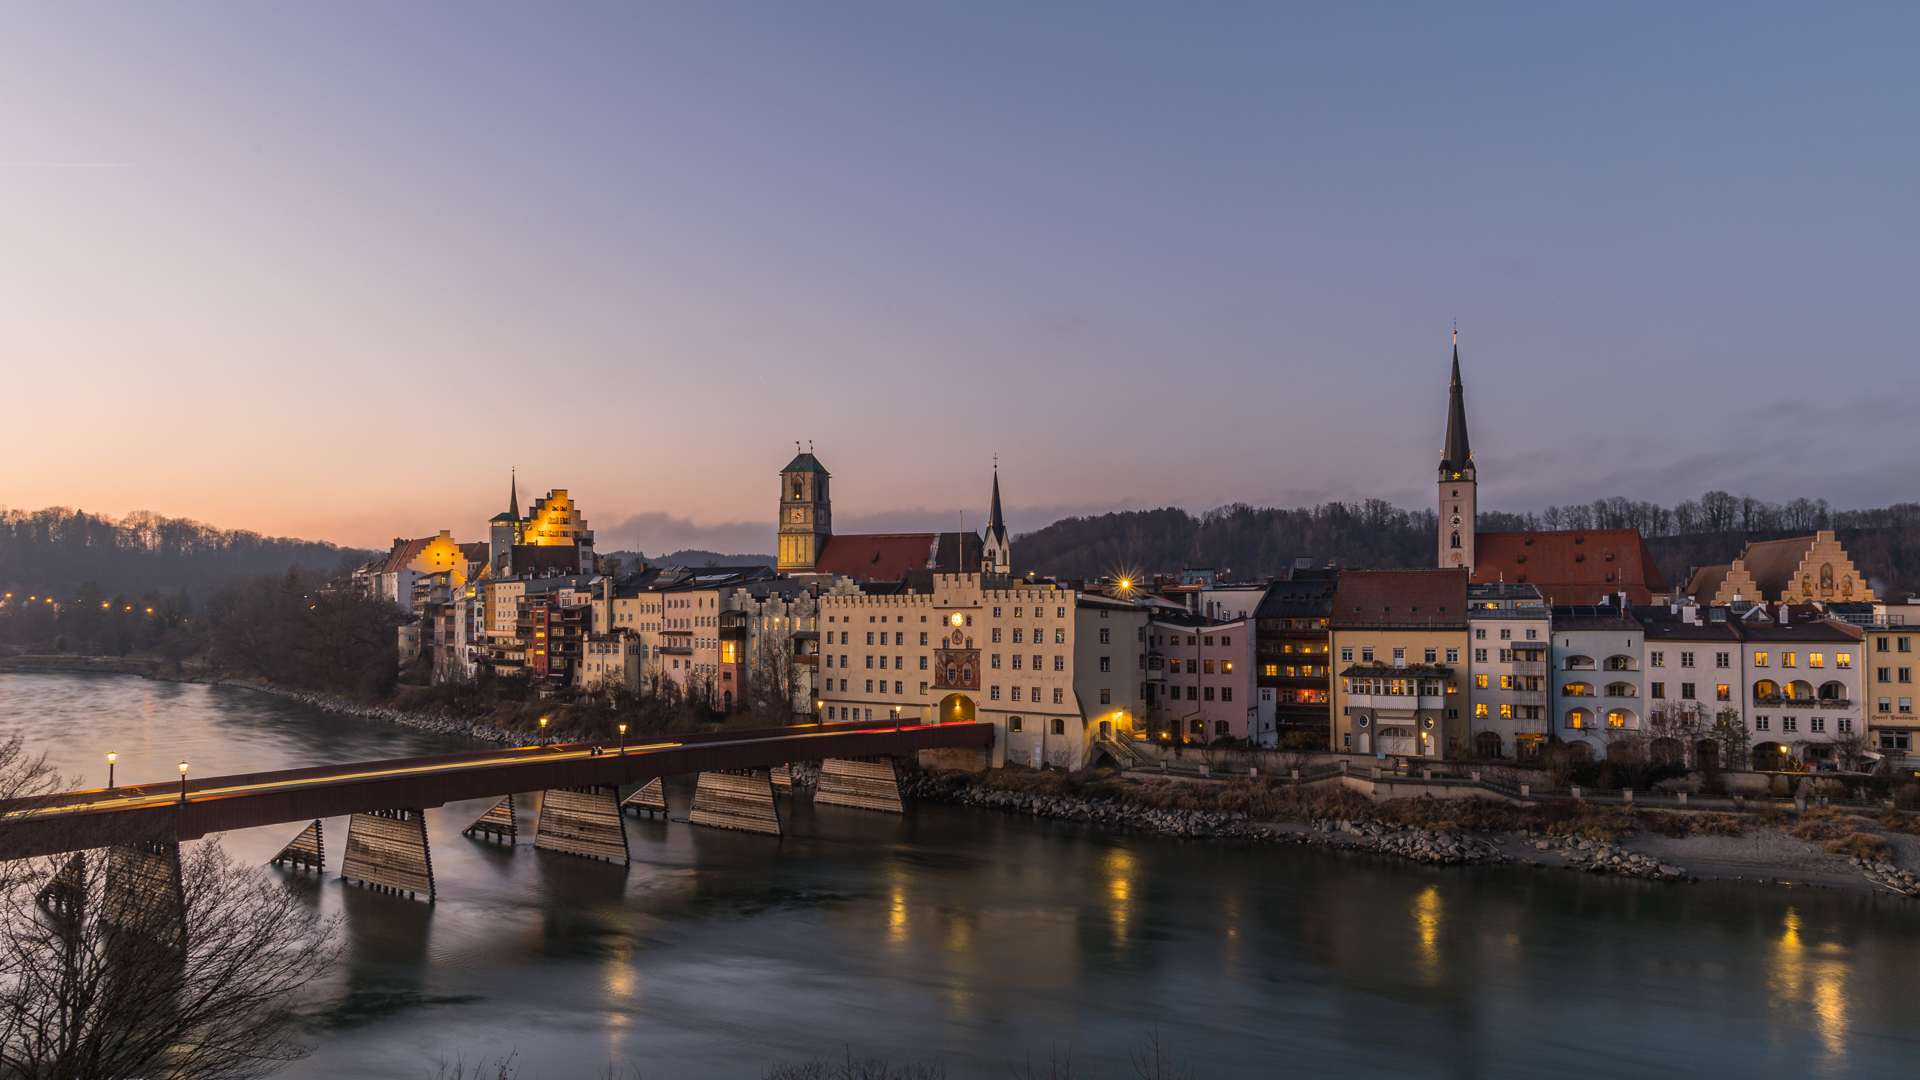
[539,717,549,747]
[619,723,627,755]
[178,761,189,803]
[106,752,116,790]
[891,706,901,731]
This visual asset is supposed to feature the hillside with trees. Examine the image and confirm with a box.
[1012,492,1920,596]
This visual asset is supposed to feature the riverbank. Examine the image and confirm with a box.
[120,670,531,746]
[901,768,1920,897]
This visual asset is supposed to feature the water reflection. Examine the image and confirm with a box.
[5,673,1920,1079]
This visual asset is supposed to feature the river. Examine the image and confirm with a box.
[2,670,1918,1079]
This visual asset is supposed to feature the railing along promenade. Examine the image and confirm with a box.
[0,717,994,861]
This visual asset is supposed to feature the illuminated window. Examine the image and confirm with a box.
[1263,664,1279,677]
[1754,652,1769,667]
[1474,703,1489,718]
[1810,653,1824,669]
[1053,688,1064,704]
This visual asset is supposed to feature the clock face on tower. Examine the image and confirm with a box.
[789,508,805,523]
[1449,514,1462,527]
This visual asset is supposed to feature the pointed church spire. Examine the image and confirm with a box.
[1440,332,1472,474]
[509,469,520,519]
[982,458,1010,574]
[987,459,1005,534]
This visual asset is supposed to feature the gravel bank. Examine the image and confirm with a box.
[143,673,527,746]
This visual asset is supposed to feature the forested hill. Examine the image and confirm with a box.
[0,507,372,601]
[1012,498,1920,597]
[1010,502,1439,580]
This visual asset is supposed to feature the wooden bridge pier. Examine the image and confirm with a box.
[533,786,629,864]
[621,778,668,817]
[815,758,904,813]
[341,809,435,901]
[270,820,324,873]
[36,853,86,921]
[462,797,518,843]
[688,770,782,835]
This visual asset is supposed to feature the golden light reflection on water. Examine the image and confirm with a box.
[888,887,908,946]
[1106,848,1136,943]
[1413,886,1441,979]
[1769,907,1850,1063]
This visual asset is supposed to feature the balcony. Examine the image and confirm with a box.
[1512,660,1547,677]
[1818,699,1853,710]
[1560,688,1596,698]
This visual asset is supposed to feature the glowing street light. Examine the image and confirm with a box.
[106,752,116,790]
[619,722,628,755]
[539,717,549,747]
[178,761,189,802]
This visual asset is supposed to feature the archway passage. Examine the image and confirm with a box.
[1752,742,1793,771]
[1694,739,1721,769]
[1650,737,1685,765]
[1473,731,1503,759]
[937,693,977,724]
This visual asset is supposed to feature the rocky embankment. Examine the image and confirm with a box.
[145,674,526,745]
[901,772,1719,883]
[1526,834,1689,882]
[1852,857,1920,896]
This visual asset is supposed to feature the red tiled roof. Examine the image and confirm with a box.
[815,534,941,581]
[1331,568,1469,628]
[1736,536,1818,598]
[1473,530,1668,606]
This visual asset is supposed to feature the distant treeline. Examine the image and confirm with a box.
[1013,493,1920,597]
[0,507,371,601]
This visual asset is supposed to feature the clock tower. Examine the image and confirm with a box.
[1438,333,1476,573]
[777,445,832,573]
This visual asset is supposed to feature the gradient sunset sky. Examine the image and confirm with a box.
[2,4,1914,555]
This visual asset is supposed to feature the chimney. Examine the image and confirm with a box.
[1779,604,1790,625]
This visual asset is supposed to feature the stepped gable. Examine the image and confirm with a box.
[1472,529,1667,606]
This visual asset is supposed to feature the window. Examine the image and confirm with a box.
[989,686,1000,700]
[1099,688,1111,705]
[1057,607,1066,618]
[1782,716,1798,732]
[1216,720,1230,736]
[1474,703,1489,718]
[1500,629,1512,640]
[1054,656,1065,671]
[1099,629,1110,644]
[1500,704,1514,719]
[1880,667,1892,683]
[1650,652,1665,667]
[1100,657,1111,672]
[1810,717,1826,733]
[1203,687,1215,701]
[1053,688,1064,704]
[1036,655,1044,670]
[1754,652,1769,668]
[919,682,928,694]
[1717,685,1730,701]
[1393,647,1406,662]
[1012,655,1023,670]
[1715,652,1730,669]
[991,654,1001,669]
[1010,687,1022,701]
[1499,675,1513,690]
[1680,652,1695,668]
[1052,718,1066,735]
[1499,649,1512,663]
[1474,674,1489,689]
[1754,716,1770,731]
[1009,717,1023,733]
[1905,698,1915,714]
[1904,637,1914,653]
[1342,647,1354,662]
[865,679,874,692]
[1263,664,1279,677]
[1905,669,1915,684]
[866,655,874,668]
[1879,697,1892,713]
[993,607,1001,618]
[1424,648,1438,663]
[1362,647,1375,662]
[1838,652,1852,669]
[1222,687,1233,702]
[1810,653,1825,669]
[1526,630,1538,640]
[1475,648,1488,662]
[1476,629,1487,640]
[866,632,875,645]
[1202,659,1214,674]
[1879,636,1891,652]
[992,628,1002,643]
[1054,629,1066,643]
[1680,682,1696,700]
[920,656,928,670]
[1012,628,1023,644]
[1783,653,1797,668]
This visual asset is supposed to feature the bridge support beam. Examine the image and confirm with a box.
[770,764,792,792]
[621,778,668,817]
[271,820,324,873]
[689,771,782,835]
[534,787,629,864]
[462,797,518,843]
[105,840,188,974]
[815,758,904,813]
[342,809,435,901]
[36,853,86,921]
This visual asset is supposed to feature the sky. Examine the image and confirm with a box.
[0,4,1914,556]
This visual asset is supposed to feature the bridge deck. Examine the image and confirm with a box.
[0,719,992,859]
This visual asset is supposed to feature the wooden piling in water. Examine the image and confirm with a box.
[462,797,518,843]
[270,819,325,873]
[688,770,782,835]
[341,809,435,901]
[534,786,630,864]
[815,758,904,814]
[621,778,668,817]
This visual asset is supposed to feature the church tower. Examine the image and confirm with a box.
[777,445,832,573]
[982,462,1011,575]
[1438,332,1477,572]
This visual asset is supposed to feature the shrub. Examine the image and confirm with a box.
[1825,833,1893,861]
[1517,802,1635,839]
[1789,808,1861,842]
[1379,795,1517,833]
[1639,810,1747,838]
[1691,812,1748,837]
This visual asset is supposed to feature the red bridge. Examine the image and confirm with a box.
[0,719,993,897]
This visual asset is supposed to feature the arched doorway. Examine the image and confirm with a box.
[1752,742,1792,771]
[1649,737,1684,765]
[1473,731,1503,759]
[937,693,977,724]
[1694,739,1720,769]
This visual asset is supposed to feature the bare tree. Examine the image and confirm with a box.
[0,839,336,1079]
[1828,730,1868,772]
[749,620,801,724]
